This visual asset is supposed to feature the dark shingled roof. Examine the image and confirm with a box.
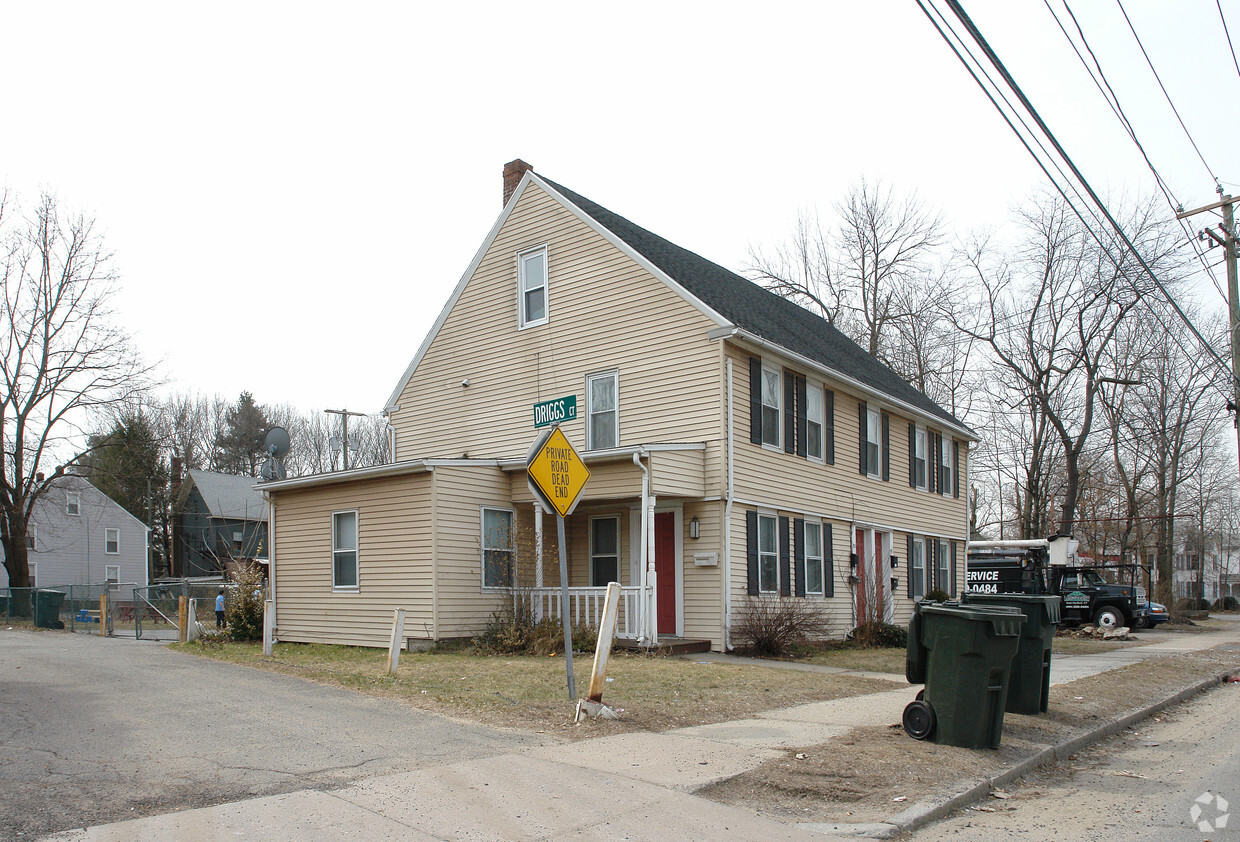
[539,176,969,433]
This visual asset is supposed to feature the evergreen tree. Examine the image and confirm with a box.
[214,392,270,476]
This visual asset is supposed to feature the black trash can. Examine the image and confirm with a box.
[903,601,1023,749]
[963,592,1060,715]
[33,589,66,629]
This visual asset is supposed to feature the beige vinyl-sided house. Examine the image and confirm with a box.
[262,161,975,651]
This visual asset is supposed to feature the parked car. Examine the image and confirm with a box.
[1132,600,1169,629]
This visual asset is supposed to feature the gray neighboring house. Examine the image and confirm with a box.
[173,470,269,578]
[0,475,149,589]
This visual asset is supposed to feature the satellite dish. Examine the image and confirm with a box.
[264,427,291,458]
[259,427,290,482]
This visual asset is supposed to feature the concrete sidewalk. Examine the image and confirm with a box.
[46,618,1240,841]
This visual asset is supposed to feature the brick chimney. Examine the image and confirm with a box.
[503,159,533,207]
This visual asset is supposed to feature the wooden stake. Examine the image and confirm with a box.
[586,582,621,702]
[386,608,406,676]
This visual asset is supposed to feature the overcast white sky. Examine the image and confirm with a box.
[3,1,1237,418]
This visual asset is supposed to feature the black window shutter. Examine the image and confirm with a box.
[793,517,806,597]
[928,432,937,494]
[908,422,916,487]
[748,357,763,445]
[950,541,958,596]
[795,375,808,458]
[783,372,796,454]
[858,400,868,475]
[746,510,759,596]
[824,524,834,597]
[881,412,890,482]
[906,533,915,599]
[824,389,835,465]
[779,515,792,597]
[953,440,961,498]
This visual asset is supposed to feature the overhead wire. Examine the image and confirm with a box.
[923,0,1238,398]
[1218,0,1240,82]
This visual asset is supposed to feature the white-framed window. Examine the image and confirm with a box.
[481,507,515,589]
[804,520,824,595]
[914,428,927,490]
[105,565,120,585]
[105,528,119,555]
[911,537,926,599]
[940,436,952,495]
[28,562,37,586]
[517,246,548,329]
[66,492,80,516]
[586,370,618,450]
[760,366,781,448]
[806,386,824,462]
[937,539,950,593]
[758,513,779,594]
[232,530,243,551]
[590,516,620,586]
[25,524,36,551]
[866,408,881,477]
[332,510,358,590]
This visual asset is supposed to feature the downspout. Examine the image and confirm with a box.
[266,492,276,628]
[633,451,652,644]
[723,358,734,651]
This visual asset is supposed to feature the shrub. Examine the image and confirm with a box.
[226,562,267,641]
[473,596,598,655]
[923,589,951,603]
[1223,596,1238,611]
[850,621,908,648]
[733,597,831,658]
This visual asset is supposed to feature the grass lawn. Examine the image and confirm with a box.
[173,641,898,736]
[799,645,907,674]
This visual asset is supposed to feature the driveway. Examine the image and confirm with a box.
[0,630,550,840]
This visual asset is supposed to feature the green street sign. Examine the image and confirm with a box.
[533,395,577,428]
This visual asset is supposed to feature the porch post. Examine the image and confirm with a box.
[646,494,658,643]
[534,503,544,621]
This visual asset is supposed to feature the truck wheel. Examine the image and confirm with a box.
[1093,606,1124,631]
[903,700,936,740]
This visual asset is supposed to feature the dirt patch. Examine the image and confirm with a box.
[701,647,1240,824]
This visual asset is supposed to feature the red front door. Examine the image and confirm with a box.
[655,512,676,636]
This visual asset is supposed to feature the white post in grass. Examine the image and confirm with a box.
[186,599,199,642]
[586,582,621,702]
[387,608,407,676]
[263,599,275,656]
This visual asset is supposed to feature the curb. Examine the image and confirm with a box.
[879,669,1234,836]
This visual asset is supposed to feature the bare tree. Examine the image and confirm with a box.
[0,193,150,588]
[745,209,846,327]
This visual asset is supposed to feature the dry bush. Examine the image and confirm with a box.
[733,597,831,657]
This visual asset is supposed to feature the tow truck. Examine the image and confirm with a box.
[966,536,1141,631]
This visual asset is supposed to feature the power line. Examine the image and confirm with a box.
[1217,0,1240,84]
[1115,0,1220,188]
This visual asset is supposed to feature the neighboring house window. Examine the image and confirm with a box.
[25,525,36,552]
[105,528,119,555]
[937,539,950,593]
[590,516,620,586]
[233,530,244,552]
[806,386,824,461]
[481,507,515,589]
[105,565,120,585]
[804,521,824,595]
[911,537,926,599]
[333,511,358,589]
[758,513,778,594]
[517,246,548,329]
[866,408,881,477]
[914,428,927,489]
[586,371,618,450]
[761,367,781,447]
[67,492,80,516]
[28,562,37,586]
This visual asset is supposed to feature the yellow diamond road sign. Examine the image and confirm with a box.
[526,426,591,518]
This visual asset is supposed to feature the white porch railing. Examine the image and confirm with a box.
[526,585,652,641]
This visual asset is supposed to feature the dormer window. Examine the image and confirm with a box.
[518,246,548,329]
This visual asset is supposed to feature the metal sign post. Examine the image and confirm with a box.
[526,425,591,700]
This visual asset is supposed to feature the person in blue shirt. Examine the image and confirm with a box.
[215,590,226,629]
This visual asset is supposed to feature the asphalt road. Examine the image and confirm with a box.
[911,666,1240,841]
[0,630,550,840]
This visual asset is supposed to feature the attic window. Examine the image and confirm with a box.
[518,246,548,329]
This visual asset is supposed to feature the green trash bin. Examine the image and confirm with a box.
[33,589,66,629]
[963,592,1060,715]
[903,601,1023,749]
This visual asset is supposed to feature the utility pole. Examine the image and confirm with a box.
[324,409,367,471]
[1177,192,1240,479]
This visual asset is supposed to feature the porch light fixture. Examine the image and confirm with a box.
[891,577,899,590]
[689,516,700,539]
[890,555,899,568]
[849,553,859,569]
